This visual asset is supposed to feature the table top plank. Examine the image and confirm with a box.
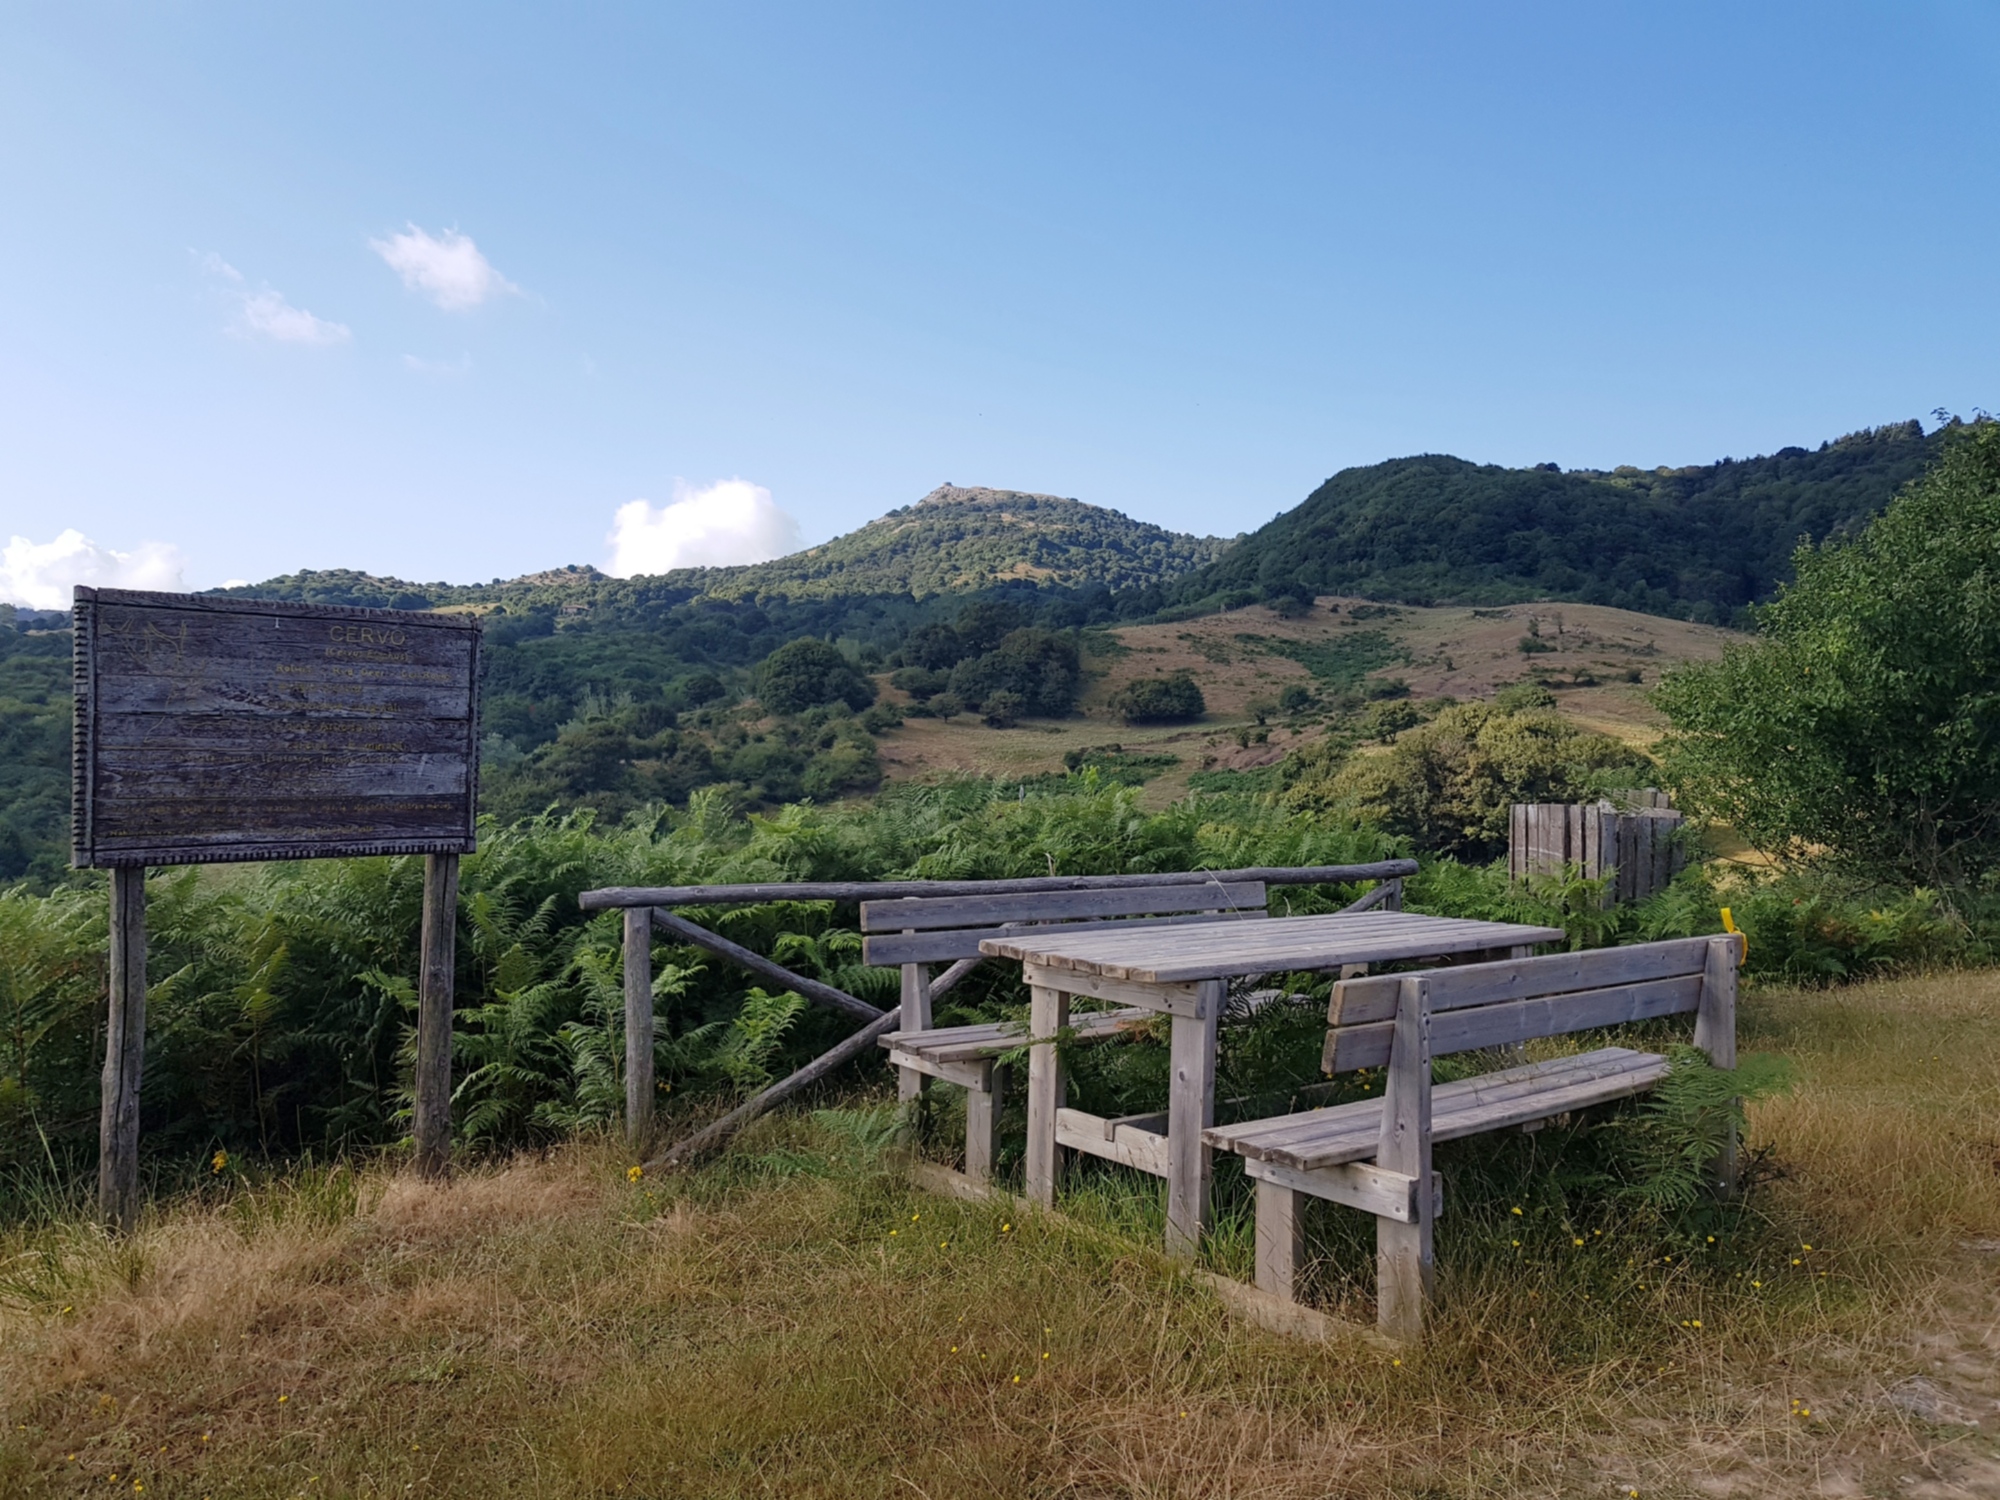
[980,911,1566,984]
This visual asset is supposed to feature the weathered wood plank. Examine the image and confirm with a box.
[1696,934,1740,1195]
[624,907,654,1152]
[1164,979,1224,1260]
[1018,963,1209,1016]
[897,962,932,1103]
[1244,1156,1426,1224]
[885,1047,990,1091]
[1209,1049,1670,1171]
[1327,937,1714,1028]
[580,862,1420,912]
[862,882,1268,933]
[988,914,1566,984]
[650,909,884,1025]
[1376,977,1434,1342]
[881,1005,1151,1063]
[649,1007,905,1170]
[413,852,458,1181]
[863,908,1267,966]
[1055,1108,1171,1177]
[1254,1178,1305,1302]
[97,865,146,1233]
[964,1063,1008,1183]
[1024,984,1069,1207]
[1211,1047,1660,1159]
[73,588,480,868]
[1327,975,1701,1072]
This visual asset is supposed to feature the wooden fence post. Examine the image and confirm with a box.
[98,865,146,1233]
[624,907,655,1152]
[413,852,459,1180]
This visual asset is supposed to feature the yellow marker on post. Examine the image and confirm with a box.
[1720,907,1747,957]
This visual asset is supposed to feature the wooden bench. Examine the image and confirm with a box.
[1202,934,1743,1342]
[861,878,1278,1181]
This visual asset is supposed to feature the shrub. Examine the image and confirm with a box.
[1115,672,1205,724]
[979,690,1025,728]
[1277,683,1314,714]
[758,638,876,715]
[1297,699,1650,860]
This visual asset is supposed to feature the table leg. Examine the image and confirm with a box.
[1024,984,1068,1207]
[1164,979,1223,1260]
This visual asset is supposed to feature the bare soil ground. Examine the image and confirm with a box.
[873,599,1737,802]
[3,968,1996,1498]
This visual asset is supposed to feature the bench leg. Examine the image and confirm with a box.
[1164,979,1223,1261]
[965,1062,1007,1184]
[1377,975,1435,1343]
[1254,1179,1304,1303]
[1025,986,1068,1207]
[1696,935,1740,1197]
[898,962,932,1105]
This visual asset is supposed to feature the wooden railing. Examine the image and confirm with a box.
[578,861,1419,1165]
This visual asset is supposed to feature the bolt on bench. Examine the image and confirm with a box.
[859,864,1417,1186]
[1203,933,1744,1342]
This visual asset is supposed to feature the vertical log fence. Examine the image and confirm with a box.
[1508,794,1686,906]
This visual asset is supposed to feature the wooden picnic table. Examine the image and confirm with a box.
[979,910,1568,1258]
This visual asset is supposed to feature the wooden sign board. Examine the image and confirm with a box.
[72,588,482,868]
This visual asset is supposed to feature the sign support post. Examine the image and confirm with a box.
[99,864,147,1232]
[414,852,459,1179]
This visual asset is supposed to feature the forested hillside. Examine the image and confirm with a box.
[0,424,1968,883]
[209,486,1230,614]
[1171,420,1949,622]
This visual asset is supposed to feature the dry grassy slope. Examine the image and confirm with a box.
[875,597,1739,800]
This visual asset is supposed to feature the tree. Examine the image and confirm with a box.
[756,638,876,716]
[948,628,1081,717]
[1653,423,2000,888]
[1297,700,1647,860]
[1115,672,1205,724]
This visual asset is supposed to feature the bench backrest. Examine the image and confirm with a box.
[1322,935,1742,1074]
[860,880,1269,967]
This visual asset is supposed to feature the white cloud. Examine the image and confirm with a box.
[606,480,803,576]
[1,531,186,610]
[401,352,473,377]
[237,289,351,345]
[199,253,350,345]
[371,225,517,311]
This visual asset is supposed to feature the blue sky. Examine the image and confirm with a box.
[1,2,1994,599]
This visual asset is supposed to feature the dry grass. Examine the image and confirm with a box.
[3,970,1996,1499]
[872,598,1736,804]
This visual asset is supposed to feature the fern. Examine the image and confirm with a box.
[1606,1046,1792,1212]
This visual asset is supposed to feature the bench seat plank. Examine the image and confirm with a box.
[880,1006,1152,1064]
[1214,1047,1664,1161]
[1204,1047,1669,1171]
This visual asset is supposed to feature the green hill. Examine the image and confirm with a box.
[700,485,1232,599]
[210,487,1230,613]
[1172,420,1950,623]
